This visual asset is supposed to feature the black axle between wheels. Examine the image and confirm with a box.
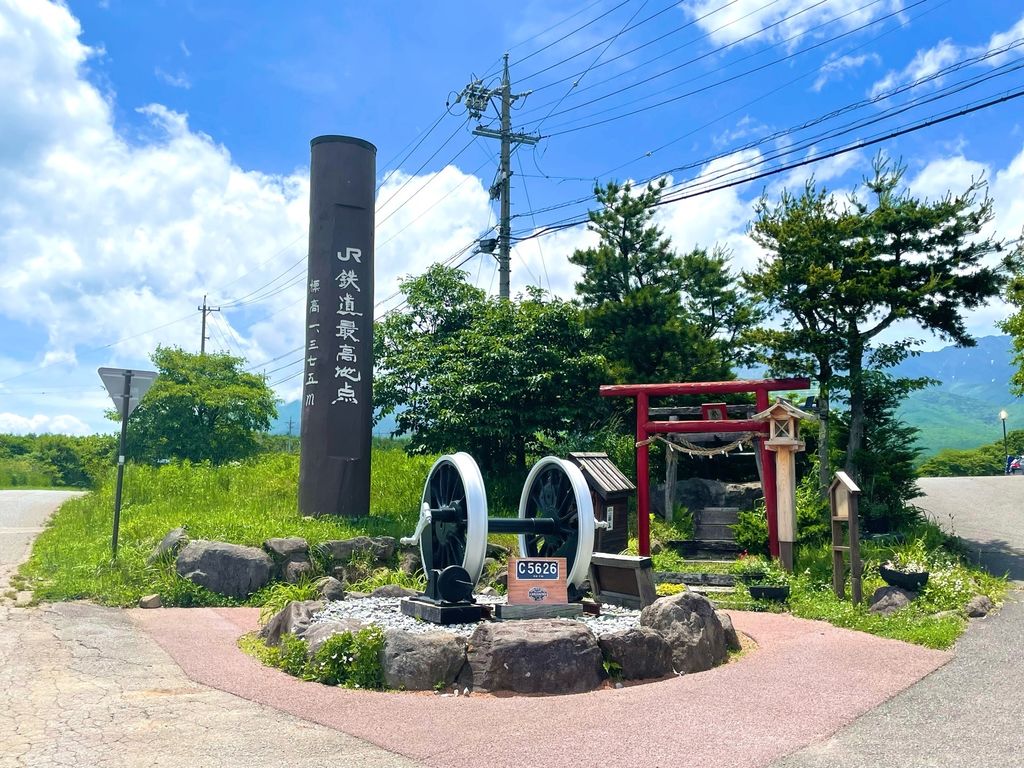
[429,504,561,535]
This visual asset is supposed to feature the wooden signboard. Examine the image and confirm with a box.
[496,557,581,620]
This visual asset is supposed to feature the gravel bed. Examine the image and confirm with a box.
[312,595,641,638]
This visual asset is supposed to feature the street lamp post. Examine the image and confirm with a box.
[999,409,1008,473]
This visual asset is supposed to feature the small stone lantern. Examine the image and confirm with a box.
[753,398,815,571]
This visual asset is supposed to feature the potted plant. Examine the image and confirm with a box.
[742,558,790,602]
[879,555,930,591]
[730,551,768,584]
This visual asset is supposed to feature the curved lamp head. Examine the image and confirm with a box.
[999,409,1008,422]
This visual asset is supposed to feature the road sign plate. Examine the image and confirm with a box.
[98,367,158,417]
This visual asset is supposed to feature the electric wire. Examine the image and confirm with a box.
[517,0,698,85]
[596,0,952,178]
[519,0,762,93]
[511,19,1006,222]
[375,118,471,219]
[509,85,1024,244]
[537,0,910,135]
[531,0,653,134]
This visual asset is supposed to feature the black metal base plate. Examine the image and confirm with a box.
[400,597,488,625]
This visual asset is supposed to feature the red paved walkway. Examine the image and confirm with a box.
[134,607,950,768]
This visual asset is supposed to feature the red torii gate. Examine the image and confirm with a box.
[600,378,810,558]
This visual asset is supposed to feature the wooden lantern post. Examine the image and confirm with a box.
[754,399,814,572]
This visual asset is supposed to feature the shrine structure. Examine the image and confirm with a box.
[600,378,811,560]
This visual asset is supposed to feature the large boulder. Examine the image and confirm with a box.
[321,536,397,567]
[315,576,346,602]
[640,591,728,674]
[717,611,742,652]
[175,540,273,599]
[380,629,466,690]
[303,619,367,655]
[460,619,604,694]
[965,595,994,618]
[398,546,422,577]
[147,526,189,566]
[598,627,673,680]
[869,586,915,616]
[262,537,312,583]
[261,600,325,647]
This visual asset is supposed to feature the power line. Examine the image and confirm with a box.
[511,17,1007,224]
[510,85,1024,244]
[531,0,654,134]
[519,0,759,93]
[511,0,634,68]
[517,0,698,86]
[538,0,909,136]
[596,0,952,178]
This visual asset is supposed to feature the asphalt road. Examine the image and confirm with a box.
[773,475,1024,768]
[0,490,416,768]
[0,490,83,600]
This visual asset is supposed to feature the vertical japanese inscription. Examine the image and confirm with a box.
[299,135,376,517]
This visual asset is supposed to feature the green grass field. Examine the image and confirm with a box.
[18,447,1009,649]
[19,450,436,606]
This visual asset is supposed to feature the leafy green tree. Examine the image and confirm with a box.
[124,346,277,464]
[374,265,607,471]
[997,248,1024,395]
[679,245,763,371]
[831,372,928,532]
[745,156,1003,488]
[570,179,723,383]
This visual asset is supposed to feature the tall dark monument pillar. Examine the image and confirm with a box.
[299,135,376,517]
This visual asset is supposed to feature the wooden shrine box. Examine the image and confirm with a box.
[567,452,635,554]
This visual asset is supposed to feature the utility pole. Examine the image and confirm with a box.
[460,53,539,299]
[197,294,220,354]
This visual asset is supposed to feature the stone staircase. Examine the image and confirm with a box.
[661,506,743,596]
[668,506,743,561]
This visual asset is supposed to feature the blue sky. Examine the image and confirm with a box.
[2,0,1023,435]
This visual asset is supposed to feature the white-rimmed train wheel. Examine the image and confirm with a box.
[517,456,595,588]
[420,452,488,589]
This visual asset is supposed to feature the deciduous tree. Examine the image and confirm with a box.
[374,265,607,471]
[125,346,277,464]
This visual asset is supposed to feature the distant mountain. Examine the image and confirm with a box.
[270,400,399,437]
[269,336,1022,457]
[894,335,1022,457]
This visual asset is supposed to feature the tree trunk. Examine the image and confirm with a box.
[816,381,831,495]
[845,336,866,480]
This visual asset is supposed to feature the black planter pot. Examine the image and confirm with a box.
[748,584,790,601]
[879,565,929,591]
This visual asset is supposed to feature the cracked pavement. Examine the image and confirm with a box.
[0,490,417,768]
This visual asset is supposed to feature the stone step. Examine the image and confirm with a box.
[699,507,740,525]
[667,539,743,557]
[655,571,736,587]
[688,584,736,596]
[694,523,736,541]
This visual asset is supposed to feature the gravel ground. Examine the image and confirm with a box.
[313,595,642,637]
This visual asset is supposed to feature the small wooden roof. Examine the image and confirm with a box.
[567,452,636,498]
[752,397,816,422]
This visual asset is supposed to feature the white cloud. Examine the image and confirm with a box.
[870,14,1024,97]
[0,0,497,431]
[0,412,92,435]
[154,67,191,89]
[684,0,902,48]
[813,52,881,92]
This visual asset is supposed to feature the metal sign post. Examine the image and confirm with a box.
[98,367,158,558]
